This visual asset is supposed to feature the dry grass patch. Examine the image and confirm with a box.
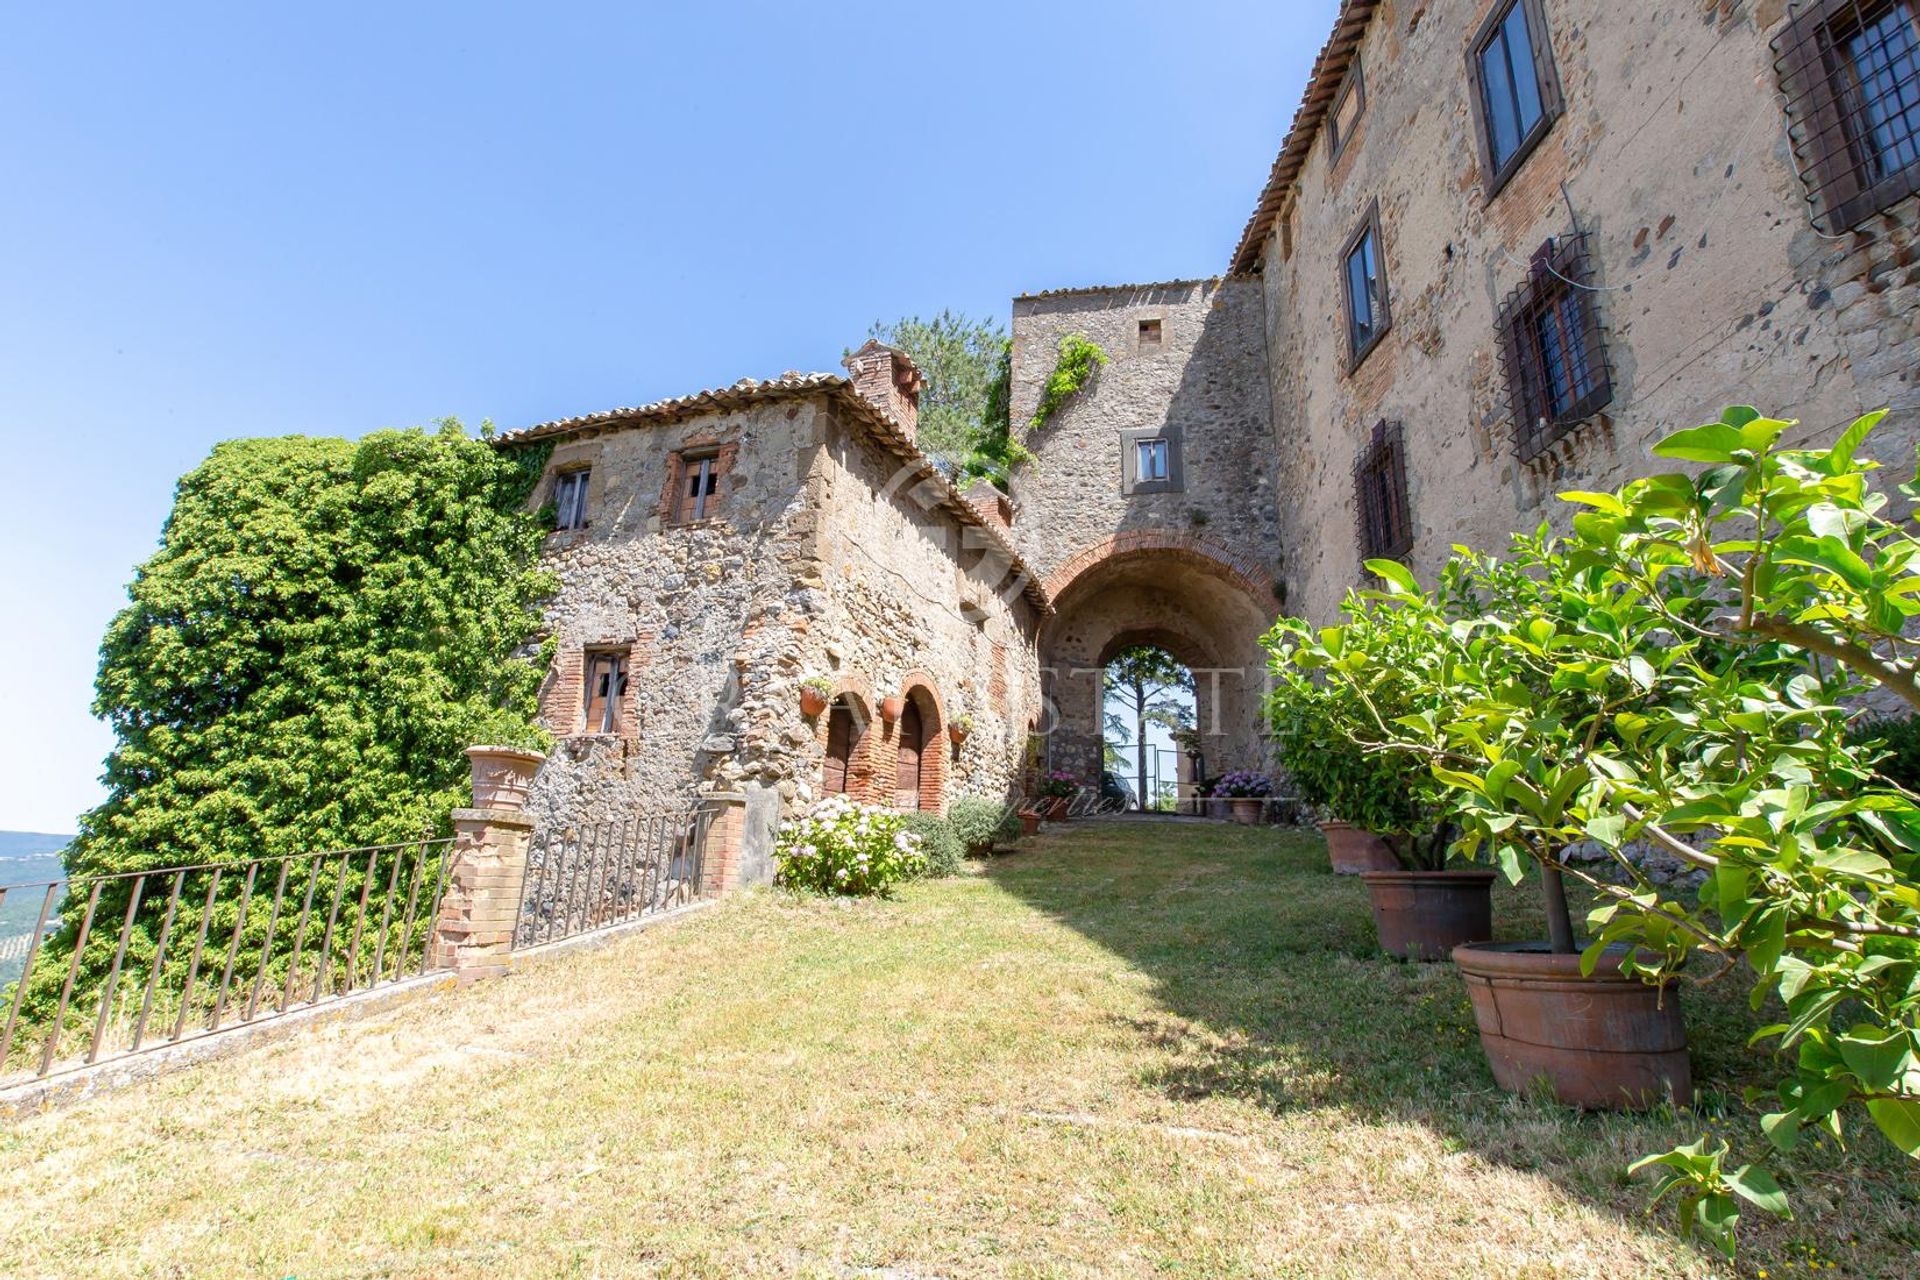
[0,821,1914,1277]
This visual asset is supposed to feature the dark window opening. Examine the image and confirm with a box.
[677,454,718,523]
[1138,318,1163,349]
[1341,203,1391,368]
[1353,420,1413,562]
[1469,0,1563,197]
[584,651,629,734]
[554,469,590,531]
[1775,0,1920,231]
[1495,233,1614,464]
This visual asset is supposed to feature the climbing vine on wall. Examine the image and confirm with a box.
[1028,334,1109,434]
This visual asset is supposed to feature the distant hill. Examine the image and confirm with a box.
[0,833,71,986]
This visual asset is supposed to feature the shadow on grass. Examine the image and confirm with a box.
[985,819,1920,1275]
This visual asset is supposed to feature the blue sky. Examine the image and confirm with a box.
[0,2,1338,834]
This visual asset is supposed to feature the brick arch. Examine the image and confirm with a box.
[1042,532,1277,609]
[886,671,948,814]
[815,677,879,804]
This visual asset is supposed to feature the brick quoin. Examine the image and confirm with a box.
[1041,532,1276,608]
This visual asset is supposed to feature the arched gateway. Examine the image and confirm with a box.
[1039,532,1280,799]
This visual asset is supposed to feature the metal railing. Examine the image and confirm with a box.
[0,838,452,1085]
[516,809,713,949]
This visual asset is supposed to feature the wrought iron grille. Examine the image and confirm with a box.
[0,838,452,1085]
[1774,0,1920,232]
[515,809,713,948]
[1353,419,1413,562]
[1495,232,1614,465]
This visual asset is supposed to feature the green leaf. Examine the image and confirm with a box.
[1366,559,1419,595]
[1560,490,1629,516]
[1831,409,1886,471]
[1837,1025,1915,1092]
[1866,1097,1920,1157]
[1725,1164,1790,1217]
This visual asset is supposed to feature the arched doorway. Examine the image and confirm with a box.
[896,699,926,809]
[1040,535,1279,802]
[1102,642,1196,811]
[892,681,946,813]
[822,695,868,798]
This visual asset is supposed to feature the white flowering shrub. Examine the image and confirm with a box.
[774,796,926,896]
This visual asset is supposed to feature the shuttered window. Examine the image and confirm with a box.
[584,652,628,734]
[677,454,718,523]
[553,470,590,531]
[1353,421,1413,563]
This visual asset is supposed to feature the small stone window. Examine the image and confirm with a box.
[1495,233,1614,464]
[553,469,591,531]
[1138,318,1163,350]
[583,650,629,735]
[1774,0,1920,232]
[1341,201,1391,369]
[1121,426,1184,495]
[1353,420,1413,563]
[1328,58,1366,162]
[1467,0,1563,198]
[661,444,735,526]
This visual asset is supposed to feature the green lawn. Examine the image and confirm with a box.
[1,821,1913,1277]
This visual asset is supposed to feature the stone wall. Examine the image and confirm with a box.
[1005,279,1285,786]
[1252,0,1919,627]
[514,387,1044,864]
[517,397,820,834]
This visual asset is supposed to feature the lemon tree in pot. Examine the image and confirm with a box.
[1266,622,1490,960]
[1307,407,1920,1255]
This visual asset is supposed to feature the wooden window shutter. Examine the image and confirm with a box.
[824,702,854,795]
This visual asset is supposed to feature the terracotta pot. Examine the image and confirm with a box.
[1358,869,1495,962]
[1453,942,1692,1110]
[799,686,829,718]
[1229,797,1264,825]
[465,745,546,813]
[880,696,904,724]
[1019,811,1042,837]
[948,724,969,746]
[1321,820,1399,875]
[1046,796,1071,821]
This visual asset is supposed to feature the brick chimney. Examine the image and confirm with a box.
[843,339,925,442]
[964,478,1014,531]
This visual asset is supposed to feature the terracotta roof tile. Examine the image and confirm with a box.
[1228,0,1380,276]
[492,374,1052,614]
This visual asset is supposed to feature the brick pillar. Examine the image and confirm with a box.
[699,792,748,896]
[431,746,543,983]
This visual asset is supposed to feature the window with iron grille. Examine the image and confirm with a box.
[584,651,629,734]
[553,469,590,531]
[1353,420,1413,562]
[1774,0,1920,231]
[1341,201,1391,369]
[1495,233,1614,464]
[675,452,720,523]
[1468,0,1564,198]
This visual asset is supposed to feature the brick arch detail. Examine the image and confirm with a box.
[1041,532,1276,608]
[815,677,879,804]
[885,671,948,814]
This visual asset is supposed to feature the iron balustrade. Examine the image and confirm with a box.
[515,809,713,948]
[0,838,452,1085]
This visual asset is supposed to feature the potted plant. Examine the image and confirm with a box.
[949,794,1022,856]
[1268,606,1494,962]
[1267,676,1398,874]
[948,713,974,747]
[1213,770,1272,825]
[1040,770,1079,821]
[799,676,832,719]
[466,742,548,812]
[1017,807,1043,837]
[880,694,904,724]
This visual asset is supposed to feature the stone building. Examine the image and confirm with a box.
[501,0,1916,882]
